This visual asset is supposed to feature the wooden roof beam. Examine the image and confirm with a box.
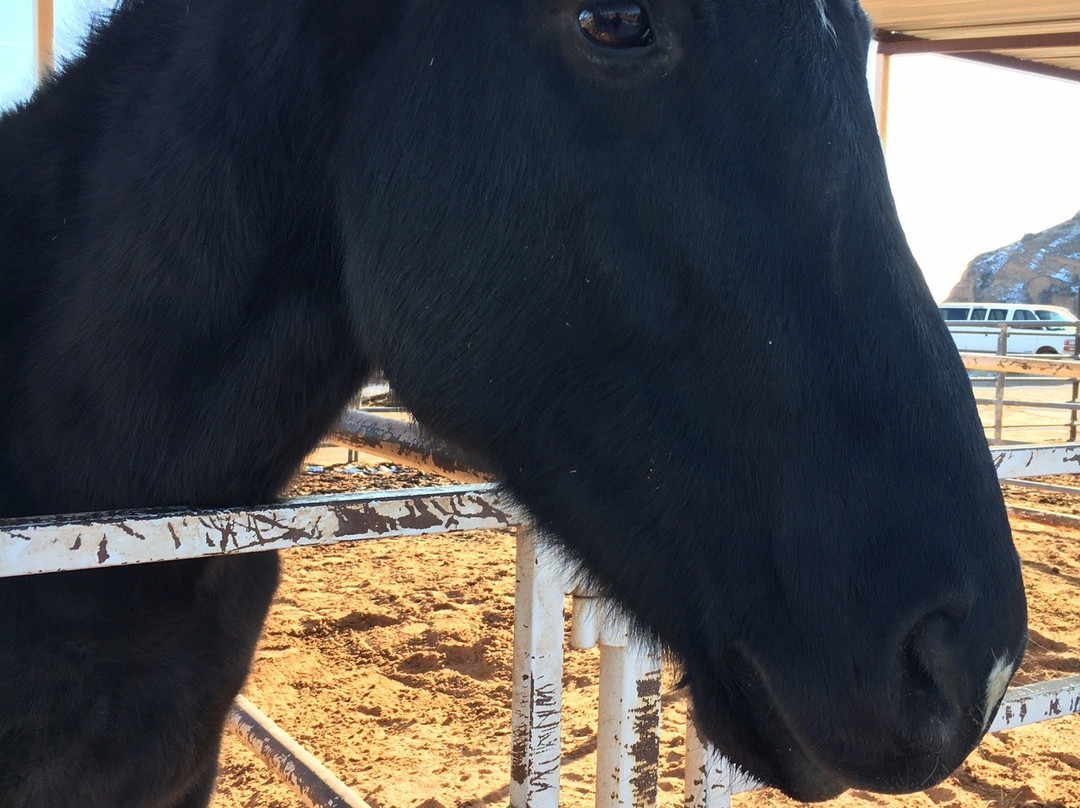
[876,30,1080,55]
[951,50,1080,83]
[874,30,1080,83]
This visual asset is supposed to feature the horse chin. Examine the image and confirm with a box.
[685,649,846,803]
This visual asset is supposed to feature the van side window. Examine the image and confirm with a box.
[1013,310,1037,321]
[971,308,987,321]
[988,309,1007,321]
[940,308,968,321]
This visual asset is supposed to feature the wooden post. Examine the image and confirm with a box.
[34,0,55,82]
[994,324,1008,443]
[1071,293,1079,441]
[873,50,891,150]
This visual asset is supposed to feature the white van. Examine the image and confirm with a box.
[938,303,1079,355]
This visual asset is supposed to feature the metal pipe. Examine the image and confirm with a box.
[227,696,373,808]
[991,443,1080,478]
[989,676,1080,733]
[595,624,662,808]
[1005,505,1080,531]
[1003,479,1080,496]
[0,484,521,578]
[510,528,568,808]
[684,705,759,808]
[331,410,491,483]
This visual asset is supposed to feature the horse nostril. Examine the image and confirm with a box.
[897,612,970,736]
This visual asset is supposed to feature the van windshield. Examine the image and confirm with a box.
[1035,310,1077,331]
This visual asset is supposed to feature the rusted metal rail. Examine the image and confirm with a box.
[228,696,374,808]
[0,483,521,578]
[331,410,492,482]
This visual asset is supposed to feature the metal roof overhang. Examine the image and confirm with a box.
[861,0,1080,83]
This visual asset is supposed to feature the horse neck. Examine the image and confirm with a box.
[0,0,374,518]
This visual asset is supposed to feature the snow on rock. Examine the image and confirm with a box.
[946,211,1080,311]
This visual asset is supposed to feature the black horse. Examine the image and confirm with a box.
[0,0,1027,805]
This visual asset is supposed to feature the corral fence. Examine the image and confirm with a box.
[4,385,1080,808]
[951,319,1080,442]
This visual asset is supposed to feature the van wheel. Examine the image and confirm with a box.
[1036,347,1058,355]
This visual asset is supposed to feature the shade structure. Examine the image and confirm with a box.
[862,0,1080,82]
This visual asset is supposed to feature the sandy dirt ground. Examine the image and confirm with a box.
[207,462,1080,808]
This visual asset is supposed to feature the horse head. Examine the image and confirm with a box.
[335,0,1027,799]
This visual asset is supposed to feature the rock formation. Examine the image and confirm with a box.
[946,211,1080,312]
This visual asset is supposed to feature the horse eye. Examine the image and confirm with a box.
[577,1,654,48]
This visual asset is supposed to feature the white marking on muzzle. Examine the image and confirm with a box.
[982,656,1015,732]
[813,0,837,39]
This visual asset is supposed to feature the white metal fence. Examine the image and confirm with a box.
[4,408,1080,808]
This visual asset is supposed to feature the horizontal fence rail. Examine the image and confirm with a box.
[330,410,492,482]
[5,410,1080,808]
[989,676,1080,733]
[228,696,374,808]
[0,483,521,578]
[960,352,1080,378]
[947,320,1080,360]
[958,350,1080,443]
[5,413,1074,574]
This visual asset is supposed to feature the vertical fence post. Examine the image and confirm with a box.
[873,50,890,150]
[684,706,760,808]
[595,619,662,808]
[34,0,55,82]
[511,527,567,808]
[1071,322,1079,442]
[994,323,1008,443]
[684,706,730,808]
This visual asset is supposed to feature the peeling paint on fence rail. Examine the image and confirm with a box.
[989,675,1080,733]
[959,353,1080,379]
[0,484,524,578]
[991,444,1080,478]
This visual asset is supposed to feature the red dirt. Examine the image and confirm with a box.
[207,468,1080,808]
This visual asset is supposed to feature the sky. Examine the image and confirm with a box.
[1,1,1079,302]
[0,0,117,107]
[879,53,1080,300]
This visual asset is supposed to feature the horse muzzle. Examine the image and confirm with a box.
[686,615,1027,801]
